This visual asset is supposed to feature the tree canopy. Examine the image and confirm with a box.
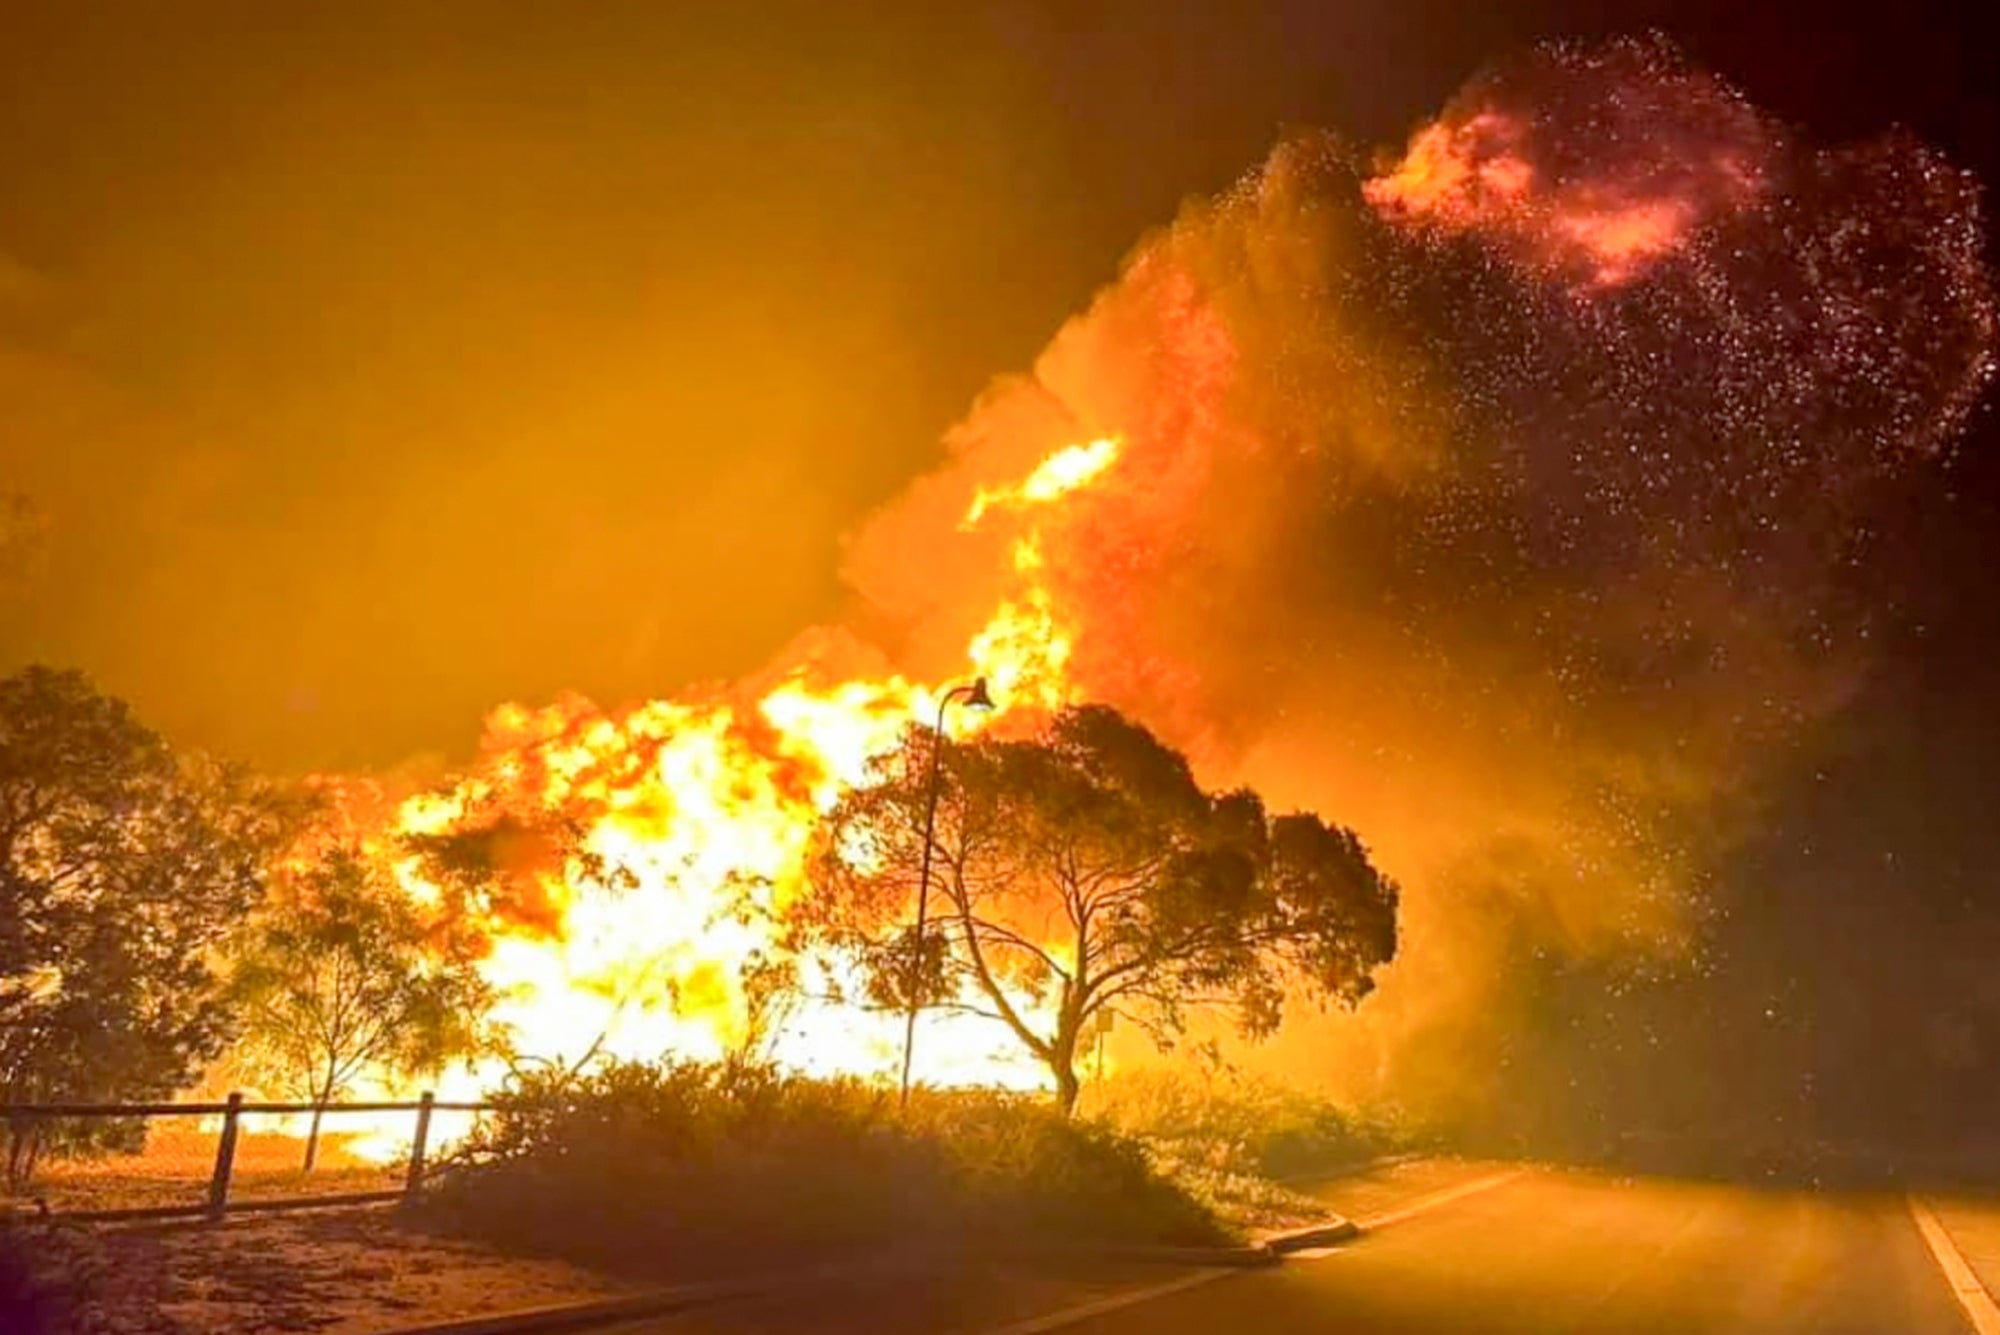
[1,666,291,1105]
[809,703,1398,1112]
[1,666,293,1182]
[231,843,499,1169]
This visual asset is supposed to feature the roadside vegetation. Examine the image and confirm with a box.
[1,667,299,1188]
[3,663,1404,1275]
[1079,1067,1426,1228]
[808,705,1400,1114]
[230,845,498,1172]
[415,1058,1229,1276]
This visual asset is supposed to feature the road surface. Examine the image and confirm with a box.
[617,1161,2000,1334]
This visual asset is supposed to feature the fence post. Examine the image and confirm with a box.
[208,1091,243,1220]
[404,1091,435,1201]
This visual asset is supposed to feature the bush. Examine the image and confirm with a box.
[1078,1068,1413,1180]
[414,1060,1224,1275]
[1072,1067,1435,1228]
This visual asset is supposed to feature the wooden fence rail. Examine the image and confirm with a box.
[6,1098,494,1117]
[4,1092,499,1223]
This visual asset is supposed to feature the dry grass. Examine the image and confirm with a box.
[4,1205,629,1335]
[9,1129,399,1216]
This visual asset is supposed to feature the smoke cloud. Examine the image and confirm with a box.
[843,37,1996,1129]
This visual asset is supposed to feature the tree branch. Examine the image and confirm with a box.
[943,872,1052,1061]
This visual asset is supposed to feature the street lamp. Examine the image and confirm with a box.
[898,676,994,1109]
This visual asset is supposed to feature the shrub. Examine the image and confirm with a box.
[414,1060,1223,1276]
[1075,1068,1425,1230]
[1078,1067,1413,1180]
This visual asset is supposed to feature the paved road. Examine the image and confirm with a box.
[1054,1169,1984,1335]
[619,1163,2000,1335]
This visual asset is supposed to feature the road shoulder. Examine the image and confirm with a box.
[1910,1195,2000,1335]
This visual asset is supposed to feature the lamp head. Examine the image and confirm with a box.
[963,677,995,711]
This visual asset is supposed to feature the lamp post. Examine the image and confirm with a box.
[898,676,993,1110]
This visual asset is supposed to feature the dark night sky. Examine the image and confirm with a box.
[3,1,1997,1144]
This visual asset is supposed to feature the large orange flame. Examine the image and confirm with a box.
[319,438,1128,1121]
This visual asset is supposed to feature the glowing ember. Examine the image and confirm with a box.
[1364,39,1774,287]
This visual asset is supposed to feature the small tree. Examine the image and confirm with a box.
[232,846,497,1170]
[809,704,1398,1114]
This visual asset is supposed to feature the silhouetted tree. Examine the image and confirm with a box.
[0,666,292,1184]
[734,950,803,1061]
[231,846,498,1170]
[809,704,1399,1114]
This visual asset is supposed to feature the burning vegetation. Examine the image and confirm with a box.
[277,420,1399,1112]
[334,35,1992,1140]
[3,34,1995,1184]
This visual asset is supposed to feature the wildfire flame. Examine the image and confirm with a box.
[277,37,1994,1164]
[314,436,1128,1138]
[964,437,1122,524]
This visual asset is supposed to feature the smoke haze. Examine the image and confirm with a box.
[6,10,1997,1142]
[846,38,1995,1129]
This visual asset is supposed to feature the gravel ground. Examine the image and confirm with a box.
[5,1204,633,1334]
[1,1158,1453,1334]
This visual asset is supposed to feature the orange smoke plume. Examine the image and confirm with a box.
[306,37,1992,1133]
